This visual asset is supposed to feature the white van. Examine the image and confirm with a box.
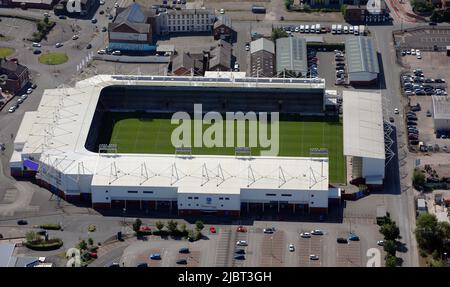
[305,25,310,33]
[331,24,337,34]
[349,26,354,34]
[311,24,315,33]
[353,26,359,35]
[316,24,321,33]
[300,25,305,33]
[337,24,342,34]
[343,25,349,34]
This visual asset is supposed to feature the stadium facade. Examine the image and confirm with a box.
[10,75,341,216]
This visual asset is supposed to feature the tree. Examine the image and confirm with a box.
[271,28,288,42]
[87,237,94,246]
[43,16,49,25]
[179,223,187,233]
[411,0,434,13]
[195,220,204,232]
[383,240,397,256]
[166,220,178,234]
[284,0,293,10]
[77,240,88,250]
[155,221,164,231]
[413,168,425,189]
[430,259,445,267]
[132,218,142,233]
[37,22,44,32]
[415,213,444,253]
[25,231,38,243]
[385,254,397,267]
[340,4,348,17]
[380,221,400,241]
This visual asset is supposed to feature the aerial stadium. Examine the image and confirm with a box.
[9,74,354,216]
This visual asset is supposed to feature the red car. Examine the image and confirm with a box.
[88,252,98,259]
[140,226,151,231]
[209,226,216,233]
[236,226,247,233]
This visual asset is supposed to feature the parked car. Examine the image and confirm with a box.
[136,263,148,267]
[210,226,216,233]
[112,50,121,56]
[348,234,360,241]
[91,18,97,24]
[102,27,107,32]
[407,121,417,126]
[311,229,324,235]
[263,227,275,234]
[109,263,120,267]
[234,255,245,260]
[58,15,67,19]
[97,49,106,55]
[176,258,188,265]
[31,83,37,89]
[72,35,79,40]
[88,252,98,258]
[235,249,246,255]
[236,226,247,233]
[150,253,161,260]
[288,244,295,252]
[33,49,41,55]
[86,44,92,49]
[55,42,63,48]
[179,247,190,254]
[236,240,248,246]
[309,254,319,260]
[300,232,311,238]
[8,106,16,113]
[32,42,41,47]
[17,220,28,225]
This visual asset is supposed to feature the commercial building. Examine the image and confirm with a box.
[343,91,385,186]
[10,75,335,216]
[107,3,157,52]
[345,37,379,85]
[344,0,389,24]
[156,8,215,35]
[250,38,275,77]
[213,15,234,41]
[54,0,97,16]
[0,58,30,95]
[276,37,308,77]
[432,96,450,132]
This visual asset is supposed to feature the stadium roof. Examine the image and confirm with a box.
[11,75,328,196]
[250,38,275,54]
[342,91,385,160]
[275,37,308,75]
[432,96,450,120]
[345,37,379,74]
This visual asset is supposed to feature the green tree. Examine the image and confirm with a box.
[166,220,178,233]
[155,221,164,231]
[43,16,49,25]
[25,231,38,243]
[37,22,44,32]
[430,259,445,267]
[284,0,293,10]
[77,240,88,250]
[411,0,434,13]
[195,220,204,232]
[380,221,400,241]
[132,218,142,233]
[383,240,397,256]
[179,223,187,233]
[271,28,288,42]
[413,168,425,189]
[87,237,94,246]
[385,254,397,267]
[415,213,444,253]
[340,4,347,17]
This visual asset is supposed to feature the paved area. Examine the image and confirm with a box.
[395,27,450,51]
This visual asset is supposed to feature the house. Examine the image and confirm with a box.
[208,40,232,71]
[172,52,204,76]
[213,15,234,41]
[107,3,157,52]
[0,58,30,94]
[156,8,215,35]
[250,38,275,77]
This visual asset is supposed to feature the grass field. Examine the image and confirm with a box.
[38,52,68,65]
[102,115,345,182]
[0,47,14,57]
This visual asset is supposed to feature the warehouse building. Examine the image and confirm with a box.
[250,38,275,77]
[432,96,450,133]
[345,37,380,85]
[276,37,308,77]
[343,91,385,186]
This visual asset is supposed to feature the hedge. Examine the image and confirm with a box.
[40,224,61,230]
[25,238,63,251]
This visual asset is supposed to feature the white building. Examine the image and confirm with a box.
[432,96,450,133]
[10,75,336,216]
[156,9,215,35]
[343,91,385,185]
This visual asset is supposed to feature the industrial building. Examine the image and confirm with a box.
[276,37,308,77]
[343,91,385,186]
[250,38,275,77]
[432,96,450,133]
[345,37,380,85]
[9,75,338,216]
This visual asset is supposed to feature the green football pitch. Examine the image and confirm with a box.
[102,115,345,183]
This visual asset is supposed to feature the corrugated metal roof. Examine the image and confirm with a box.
[275,37,307,75]
[346,37,380,74]
[250,38,274,54]
[432,96,450,120]
[0,244,15,267]
[115,3,154,23]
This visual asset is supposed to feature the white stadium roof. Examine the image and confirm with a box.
[342,90,385,160]
[12,75,329,195]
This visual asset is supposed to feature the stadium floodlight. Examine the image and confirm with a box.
[235,147,251,158]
